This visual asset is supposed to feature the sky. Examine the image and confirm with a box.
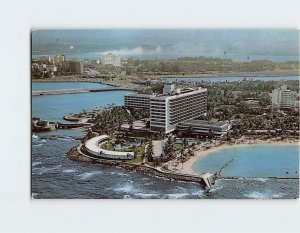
[31,29,299,61]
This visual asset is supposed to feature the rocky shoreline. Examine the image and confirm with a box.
[67,145,213,188]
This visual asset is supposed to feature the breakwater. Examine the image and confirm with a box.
[32,87,136,96]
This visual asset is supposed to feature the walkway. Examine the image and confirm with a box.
[32,87,136,96]
[84,135,134,160]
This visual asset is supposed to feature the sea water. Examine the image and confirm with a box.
[31,82,299,199]
[192,145,299,178]
[32,82,110,91]
[32,90,132,122]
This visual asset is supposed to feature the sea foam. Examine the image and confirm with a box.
[78,171,102,180]
[244,191,284,199]
[32,162,42,167]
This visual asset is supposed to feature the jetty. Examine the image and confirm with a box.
[32,87,136,96]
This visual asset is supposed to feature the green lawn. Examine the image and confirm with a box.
[174,143,184,149]
[102,140,145,164]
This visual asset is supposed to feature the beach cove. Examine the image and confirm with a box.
[179,140,299,178]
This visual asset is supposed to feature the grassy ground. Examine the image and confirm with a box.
[174,143,184,150]
[102,138,145,164]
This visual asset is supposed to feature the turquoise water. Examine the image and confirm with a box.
[32,82,109,91]
[192,145,299,178]
[32,91,132,122]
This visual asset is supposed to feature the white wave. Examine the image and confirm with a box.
[244,191,284,199]
[32,134,38,140]
[166,193,190,199]
[116,172,129,177]
[192,190,205,197]
[209,183,224,193]
[123,195,131,199]
[32,162,42,167]
[41,139,46,143]
[143,181,155,186]
[109,172,116,175]
[253,178,268,182]
[57,137,73,141]
[33,144,43,147]
[62,169,76,173]
[238,177,268,182]
[36,165,62,175]
[32,193,39,199]
[78,171,102,180]
[114,183,136,193]
[141,177,150,181]
[135,193,160,198]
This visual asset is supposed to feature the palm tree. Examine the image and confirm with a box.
[164,136,175,160]
[180,149,185,168]
[145,141,154,162]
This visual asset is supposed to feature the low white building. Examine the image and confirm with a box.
[177,120,232,138]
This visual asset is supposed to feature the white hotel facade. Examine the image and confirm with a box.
[125,84,207,133]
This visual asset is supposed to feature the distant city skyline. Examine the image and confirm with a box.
[32,29,299,62]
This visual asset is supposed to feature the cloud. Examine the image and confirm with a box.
[101,46,162,56]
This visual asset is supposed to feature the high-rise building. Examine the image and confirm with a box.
[69,61,84,74]
[124,93,151,110]
[53,54,65,65]
[272,85,296,109]
[124,84,207,133]
[101,53,121,66]
[150,86,207,133]
[60,61,84,74]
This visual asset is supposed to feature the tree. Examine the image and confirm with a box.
[145,141,154,162]
[208,127,214,139]
[183,138,188,148]
[164,136,175,160]
[141,152,145,163]
[180,149,185,168]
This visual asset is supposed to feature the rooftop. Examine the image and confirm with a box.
[180,119,229,127]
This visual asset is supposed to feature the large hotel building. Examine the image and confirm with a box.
[125,84,208,133]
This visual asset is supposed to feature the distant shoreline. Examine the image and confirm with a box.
[32,70,299,83]
[176,140,300,175]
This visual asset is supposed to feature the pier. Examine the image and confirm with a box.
[32,87,136,96]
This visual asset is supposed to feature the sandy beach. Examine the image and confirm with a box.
[176,139,300,175]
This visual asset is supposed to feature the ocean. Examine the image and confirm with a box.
[31,82,299,199]
[192,145,299,178]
